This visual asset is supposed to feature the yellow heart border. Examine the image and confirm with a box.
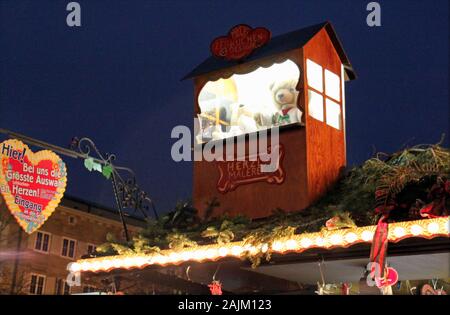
[0,139,68,234]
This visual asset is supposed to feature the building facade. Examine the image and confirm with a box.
[0,195,145,295]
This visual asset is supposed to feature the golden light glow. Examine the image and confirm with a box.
[410,224,423,236]
[361,230,374,242]
[69,217,449,273]
[393,227,406,238]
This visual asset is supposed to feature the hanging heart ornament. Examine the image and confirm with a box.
[0,139,67,233]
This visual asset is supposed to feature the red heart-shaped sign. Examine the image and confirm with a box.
[375,267,398,288]
[0,139,67,233]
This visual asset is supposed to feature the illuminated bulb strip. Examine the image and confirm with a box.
[69,217,449,273]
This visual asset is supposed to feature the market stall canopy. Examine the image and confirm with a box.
[68,217,449,274]
[182,21,356,81]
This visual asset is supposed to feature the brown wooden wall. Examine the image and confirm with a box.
[302,28,346,204]
[192,29,347,219]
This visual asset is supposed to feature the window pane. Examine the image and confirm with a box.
[306,59,323,92]
[37,276,44,295]
[42,234,49,252]
[55,279,62,295]
[62,239,68,256]
[30,275,37,294]
[326,98,341,130]
[35,233,42,250]
[308,89,324,122]
[325,69,340,101]
[69,240,75,258]
[63,282,71,295]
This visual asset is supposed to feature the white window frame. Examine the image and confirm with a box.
[29,273,46,295]
[33,231,51,254]
[61,237,77,259]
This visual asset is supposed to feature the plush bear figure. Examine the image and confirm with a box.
[270,79,302,126]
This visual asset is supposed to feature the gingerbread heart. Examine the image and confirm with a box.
[0,139,67,233]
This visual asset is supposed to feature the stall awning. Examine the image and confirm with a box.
[182,21,356,81]
[68,217,449,274]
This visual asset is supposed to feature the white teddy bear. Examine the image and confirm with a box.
[270,79,302,126]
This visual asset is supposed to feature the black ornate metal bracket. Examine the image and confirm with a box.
[70,137,158,241]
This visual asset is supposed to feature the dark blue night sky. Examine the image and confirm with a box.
[0,0,448,215]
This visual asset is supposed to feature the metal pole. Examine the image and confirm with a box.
[111,171,130,242]
[10,226,22,294]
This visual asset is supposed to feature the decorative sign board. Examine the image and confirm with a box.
[216,144,285,193]
[210,24,271,61]
[0,139,67,233]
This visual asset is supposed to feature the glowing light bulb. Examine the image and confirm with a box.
[154,255,168,265]
[180,251,193,261]
[315,237,325,246]
[410,225,423,236]
[272,241,284,252]
[344,233,357,243]
[300,238,312,248]
[329,234,343,245]
[393,227,406,238]
[92,261,102,271]
[444,221,449,234]
[169,252,180,263]
[231,246,243,256]
[102,260,113,270]
[218,247,229,257]
[427,222,440,234]
[261,243,269,253]
[195,250,207,261]
[361,230,374,241]
[205,248,218,259]
[69,263,81,272]
[284,239,298,250]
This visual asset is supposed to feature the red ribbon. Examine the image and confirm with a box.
[369,215,389,280]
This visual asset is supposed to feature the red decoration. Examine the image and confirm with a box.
[341,283,350,295]
[216,144,285,193]
[369,215,389,280]
[210,24,271,61]
[375,267,398,288]
[208,280,223,295]
[420,179,450,218]
[0,139,67,233]
[421,284,447,295]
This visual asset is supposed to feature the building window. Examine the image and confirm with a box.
[87,244,96,256]
[325,98,341,130]
[68,216,77,225]
[29,274,46,295]
[306,59,342,129]
[34,232,50,253]
[61,238,76,258]
[306,59,323,92]
[55,278,71,295]
[307,90,324,122]
[325,69,341,102]
[83,285,97,293]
